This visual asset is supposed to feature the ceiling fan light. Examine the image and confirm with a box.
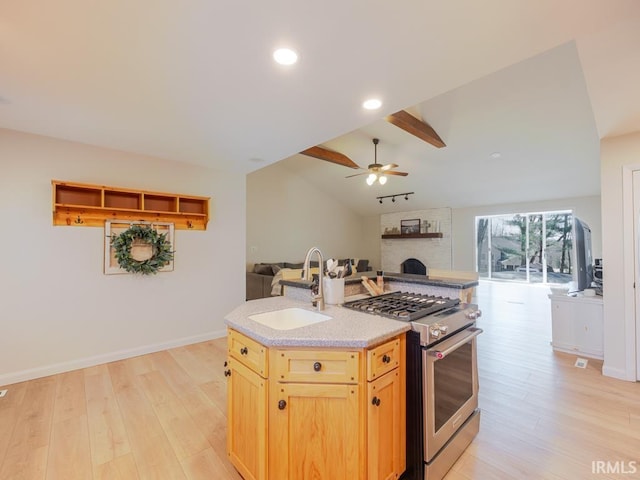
[366,173,377,185]
[378,175,387,185]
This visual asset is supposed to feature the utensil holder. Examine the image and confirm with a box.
[323,277,345,305]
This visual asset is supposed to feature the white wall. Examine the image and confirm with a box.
[451,196,602,271]
[0,129,246,385]
[601,131,640,381]
[246,162,377,268]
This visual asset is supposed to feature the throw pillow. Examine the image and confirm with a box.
[253,263,274,275]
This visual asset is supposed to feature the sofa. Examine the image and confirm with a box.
[246,259,371,300]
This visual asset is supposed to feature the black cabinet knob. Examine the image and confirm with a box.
[382,354,391,364]
[313,361,322,372]
[240,347,248,355]
[371,396,381,407]
[278,399,287,410]
[223,361,228,367]
[224,369,231,377]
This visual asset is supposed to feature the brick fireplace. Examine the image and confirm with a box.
[380,208,452,273]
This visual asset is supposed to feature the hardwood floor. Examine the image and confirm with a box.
[451,281,640,480]
[0,341,242,480]
[0,280,638,479]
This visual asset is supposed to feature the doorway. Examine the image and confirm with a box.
[632,170,640,380]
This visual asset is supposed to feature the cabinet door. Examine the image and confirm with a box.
[368,370,401,480]
[574,302,604,357]
[551,300,576,351]
[550,298,604,358]
[270,383,361,480]
[227,358,267,480]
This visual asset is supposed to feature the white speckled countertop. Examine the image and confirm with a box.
[224,296,410,348]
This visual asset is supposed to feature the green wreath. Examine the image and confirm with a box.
[111,224,174,275]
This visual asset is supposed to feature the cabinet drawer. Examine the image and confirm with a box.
[367,338,400,381]
[228,329,268,377]
[275,349,360,384]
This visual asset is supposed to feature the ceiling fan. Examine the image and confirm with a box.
[345,138,408,185]
[298,110,445,178]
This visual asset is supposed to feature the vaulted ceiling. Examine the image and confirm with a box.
[2,1,640,214]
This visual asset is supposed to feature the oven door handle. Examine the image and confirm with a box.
[428,327,483,360]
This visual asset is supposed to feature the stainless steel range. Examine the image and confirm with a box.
[344,291,483,480]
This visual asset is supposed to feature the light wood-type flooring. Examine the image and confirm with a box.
[1,281,639,479]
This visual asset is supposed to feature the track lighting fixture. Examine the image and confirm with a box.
[376,192,414,204]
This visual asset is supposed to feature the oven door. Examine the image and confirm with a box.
[422,327,482,462]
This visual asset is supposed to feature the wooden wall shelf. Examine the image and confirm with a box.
[52,180,210,230]
[381,233,443,239]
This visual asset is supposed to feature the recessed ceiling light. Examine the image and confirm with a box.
[490,152,502,159]
[273,48,298,66]
[363,98,382,110]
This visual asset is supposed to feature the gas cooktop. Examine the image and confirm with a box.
[343,292,460,322]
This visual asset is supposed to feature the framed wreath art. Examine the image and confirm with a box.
[104,221,175,275]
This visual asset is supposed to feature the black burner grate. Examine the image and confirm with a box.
[343,292,460,321]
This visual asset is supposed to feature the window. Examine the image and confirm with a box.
[476,211,573,284]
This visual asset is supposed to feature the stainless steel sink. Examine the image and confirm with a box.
[248,308,331,330]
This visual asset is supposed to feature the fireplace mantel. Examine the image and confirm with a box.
[381,233,443,239]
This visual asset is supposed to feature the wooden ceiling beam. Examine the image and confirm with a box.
[300,145,360,169]
[385,110,446,148]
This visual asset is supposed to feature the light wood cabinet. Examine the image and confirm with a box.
[227,330,268,480]
[274,349,359,384]
[226,329,406,480]
[228,329,268,377]
[52,180,209,230]
[368,369,402,480]
[367,337,401,380]
[270,382,361,480]
[226,358,267,480]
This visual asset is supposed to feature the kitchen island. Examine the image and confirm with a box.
[224,296,410,480]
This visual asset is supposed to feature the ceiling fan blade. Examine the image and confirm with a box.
[385,170,408,176]
[345,171,368,178]
[386,110,446,148]
[380,163,399,171]
[300,146,360,169]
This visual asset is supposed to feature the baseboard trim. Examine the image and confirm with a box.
[0,329,227,387]
[602,363,636,381]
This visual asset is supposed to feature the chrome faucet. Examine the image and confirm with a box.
[303,246,325,311]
